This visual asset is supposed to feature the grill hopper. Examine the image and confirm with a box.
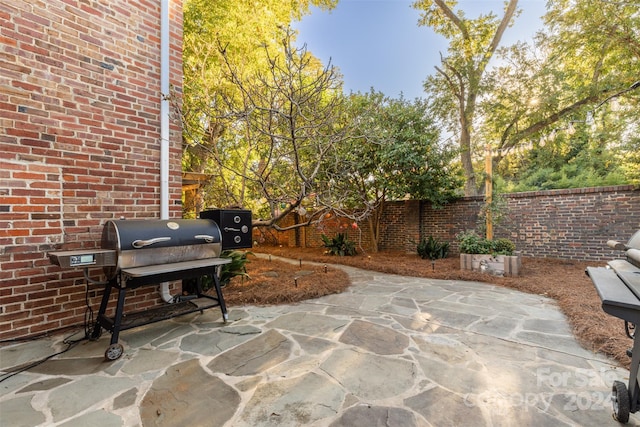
[101,219,222,279]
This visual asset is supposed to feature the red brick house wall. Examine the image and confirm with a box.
[0,0,183,341]
[272,185,639,261]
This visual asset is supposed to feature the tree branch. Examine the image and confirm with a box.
[434,0,468,39]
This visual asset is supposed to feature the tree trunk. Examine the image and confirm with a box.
[367,215,379,253]
[460,102,478,196]
[460,116,477,196]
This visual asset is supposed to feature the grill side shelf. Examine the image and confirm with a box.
[121,258,231,277]
[586,266,640,324]
[608,259,640,299]
[119,258,231,288]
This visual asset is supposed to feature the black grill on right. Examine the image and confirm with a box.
[586,230,640,423]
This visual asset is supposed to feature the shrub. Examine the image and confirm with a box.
[417,236,450,260]
[457,231,492,254]
[321,233,357,256]
[457,231,514,256]
[219,250,253,286]
[492,238,516,255]
[182,250,252,293]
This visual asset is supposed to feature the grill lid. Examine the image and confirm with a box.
[101,219,223,278]
[102,219,221,251]
[49,219,225,279]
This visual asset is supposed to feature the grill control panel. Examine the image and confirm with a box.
[200,209,252,250]
[71,253,96,266]
[49,249,117,268]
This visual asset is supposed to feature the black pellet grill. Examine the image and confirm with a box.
[48,211,252,361]
[587,230,640,423]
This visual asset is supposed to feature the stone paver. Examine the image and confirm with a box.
[1,259,639,426]
[237,372,344,426]
[338,319,409,354]
[140,359,240,427]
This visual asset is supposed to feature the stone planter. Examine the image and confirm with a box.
[460,252,521,277]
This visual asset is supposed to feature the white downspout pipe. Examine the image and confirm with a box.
[160,0,170,220]
[159,0,173,302]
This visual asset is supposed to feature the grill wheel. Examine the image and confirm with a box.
[612,380,630,423]
[105,343,124,361]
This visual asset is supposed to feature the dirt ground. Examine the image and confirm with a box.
[222,246,632,370]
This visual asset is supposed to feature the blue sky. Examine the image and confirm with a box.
[294,0,548,100]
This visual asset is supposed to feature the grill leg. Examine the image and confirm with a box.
[629,331,640,413]
[211,266,228,323]
[110,284,127,345]
[92,280,114,340]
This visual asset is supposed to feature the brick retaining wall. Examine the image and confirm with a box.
[500,186,639,260]
[390,185,640,260]
[276,185,639,261]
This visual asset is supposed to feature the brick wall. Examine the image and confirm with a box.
[0,0,183,341]
[402,185,640,260]
[270,186,639,261]
[497,186,639,260]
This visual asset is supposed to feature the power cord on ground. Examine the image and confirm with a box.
[0,329,87,384]
[0,277,98,384]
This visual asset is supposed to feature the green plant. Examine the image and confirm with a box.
[219,250,253,286]
[492,238,516,255]
[457,231,492,254]
[321,233,357,256]
[417,236,450,260]
[456,230,514,256]
[182,250,253,293]
[477,193,509,234]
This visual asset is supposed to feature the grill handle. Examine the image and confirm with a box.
[194,234,216,243]
[608,240,627,251]
[131,237,171,248]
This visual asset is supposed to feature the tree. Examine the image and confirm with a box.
[481,0,640,189]
[180,0,336,215]
[413,0,519,196]
[322,91,462,252]
[193,27,348,230]
[414,0,639,194]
